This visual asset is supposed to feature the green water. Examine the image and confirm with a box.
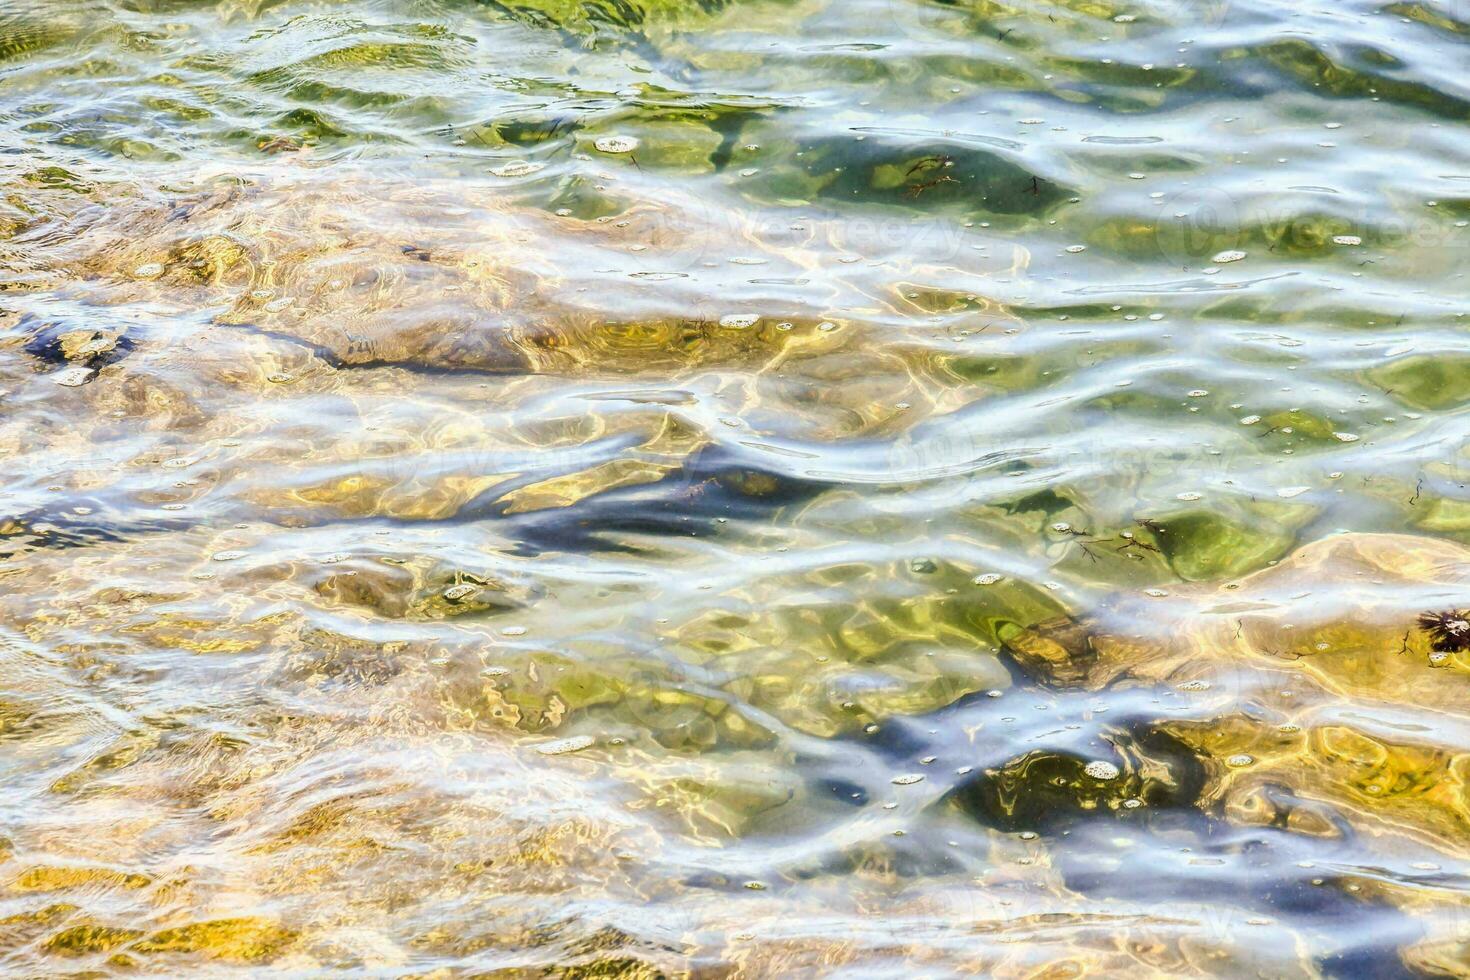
[1,0,1469,975]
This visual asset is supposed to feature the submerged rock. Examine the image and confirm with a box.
[996,533,1470,862]
[22,315,133,368]
[941,730,1204,833]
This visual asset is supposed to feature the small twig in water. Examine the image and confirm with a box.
[906,175,958,198]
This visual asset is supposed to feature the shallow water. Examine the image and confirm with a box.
[1,0,1469,975]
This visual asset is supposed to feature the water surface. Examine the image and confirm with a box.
[2,0,1469,974]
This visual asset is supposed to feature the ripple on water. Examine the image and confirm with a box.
[1,0,1468,973]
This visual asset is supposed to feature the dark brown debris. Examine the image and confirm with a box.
[1417,609,1470,653]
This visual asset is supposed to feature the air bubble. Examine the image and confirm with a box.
[491,160,545,178]
[535,735,595,755]
[593,135,639,153]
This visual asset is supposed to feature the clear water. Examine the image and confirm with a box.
[1,0,1469,974]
